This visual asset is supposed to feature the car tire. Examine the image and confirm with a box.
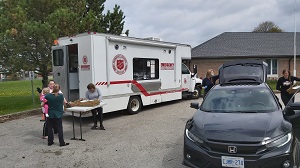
[192,86,201,99]
[297,144,300,167]
[127,96,142,115]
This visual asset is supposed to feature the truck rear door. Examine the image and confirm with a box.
[52,44,80,101]
[52,46,69,100]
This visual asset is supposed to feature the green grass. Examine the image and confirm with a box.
[0,79,279,116]
[266,80,277,91]
[0,80,42,115]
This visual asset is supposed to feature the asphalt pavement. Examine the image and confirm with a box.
[0,98,197,168]
[0,93,300,168]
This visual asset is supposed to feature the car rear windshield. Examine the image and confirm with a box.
[201,87,278,113]
[223,64,263,80]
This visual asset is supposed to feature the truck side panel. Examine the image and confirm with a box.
[54,33,192,114]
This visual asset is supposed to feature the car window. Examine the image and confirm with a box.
[182,64,190,74]
[223,65,263,79]
[201,87,278,113]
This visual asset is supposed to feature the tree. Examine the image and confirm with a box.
[102,5,126,35]
[0,0,128,87]
[252,21,284,33]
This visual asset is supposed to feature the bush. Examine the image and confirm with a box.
[267,80,277,91]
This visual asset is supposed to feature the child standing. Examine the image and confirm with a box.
[40,88,50,139]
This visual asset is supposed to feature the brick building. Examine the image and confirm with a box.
[189,32,300,80]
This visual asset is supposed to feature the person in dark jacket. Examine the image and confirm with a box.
[276,69,300,106]
[202,69,219,97]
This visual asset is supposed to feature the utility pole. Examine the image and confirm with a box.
[29,71,35,105]
[294,0,297,76]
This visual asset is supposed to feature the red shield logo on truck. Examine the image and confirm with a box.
[117,60,124,70]
[112,54,128,75]
[82,55,88,64]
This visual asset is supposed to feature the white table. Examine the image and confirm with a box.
[65,102,106,141]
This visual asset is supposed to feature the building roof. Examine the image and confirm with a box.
[192,32,300,58]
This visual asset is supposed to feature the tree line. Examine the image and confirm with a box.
[0,0,128,87]
[0,0,284,87]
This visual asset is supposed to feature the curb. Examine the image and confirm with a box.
[0,108,41,123]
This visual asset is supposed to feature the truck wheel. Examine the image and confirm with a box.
[192,86,201,99]
[127,96,142,115]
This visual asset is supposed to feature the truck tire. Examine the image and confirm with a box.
[192,86,201,99]
[127,96,142,115]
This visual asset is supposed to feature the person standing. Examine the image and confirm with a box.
[276,69,300,106]
[42,84,69,147]
[202,69,219,97]
[47,80,55,93]
[39,80,60,137]
[85,83,105,130]
[48,80,68,104]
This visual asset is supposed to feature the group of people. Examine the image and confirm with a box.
[38,81,105,147]
[202,68,300,107]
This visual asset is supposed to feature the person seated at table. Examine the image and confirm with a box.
[85,83,105,130]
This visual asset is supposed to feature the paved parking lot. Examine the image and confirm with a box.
[0,93,300,168]
[0,98,197,168]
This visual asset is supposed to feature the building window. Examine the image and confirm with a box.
[133,58,159,80]
[266,59,277,75]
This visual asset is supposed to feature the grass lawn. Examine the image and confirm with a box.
[0,80,42,115]
[0,79,279,116]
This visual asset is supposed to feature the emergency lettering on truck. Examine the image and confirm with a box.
[52,32,202,115]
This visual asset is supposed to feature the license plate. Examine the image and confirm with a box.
[221,156,244,168]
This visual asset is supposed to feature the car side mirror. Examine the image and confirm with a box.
[193,65,197,74]
[284,103,300,120]
[190,102,199,109]
[284,102,300,119]
[285,102,300,111]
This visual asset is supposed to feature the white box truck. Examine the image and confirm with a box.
[52,32,201,114]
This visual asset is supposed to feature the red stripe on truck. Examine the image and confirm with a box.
[95,80,186,96]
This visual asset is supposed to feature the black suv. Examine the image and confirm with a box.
[183,60,300,168]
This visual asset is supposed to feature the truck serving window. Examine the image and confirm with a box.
[133,58,159,80]
[53,49,64,66]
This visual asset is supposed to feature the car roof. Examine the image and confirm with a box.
[213,82,268,90]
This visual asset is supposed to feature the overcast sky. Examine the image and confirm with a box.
[104,0,300,48]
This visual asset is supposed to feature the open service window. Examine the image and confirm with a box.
[133,58,159,80]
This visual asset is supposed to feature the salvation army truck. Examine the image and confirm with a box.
[52,32,201,114]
